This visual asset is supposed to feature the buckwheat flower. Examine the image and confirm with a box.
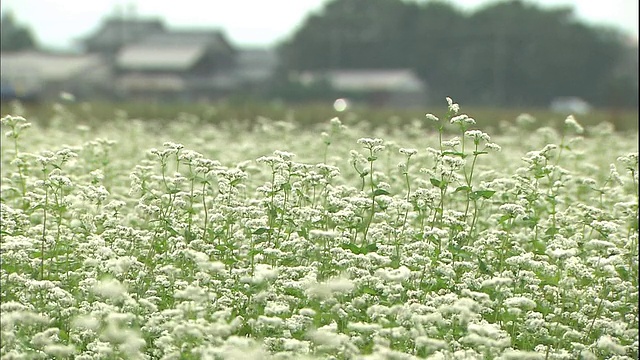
[375,266,411,283]
[485,143,501,152]
[347,322,382,335]
[609,164,624,186]
[446,97,460,114]
[163,141,184,151]
[540,143,558,156]
[399,148,418,157]
[252,263,278,283]
[499,203,526,217]
[306,275,355,298]
[425,113,439,122]
[617,152,639,170]
[465,130,490,143]
[515,113,537,126]
[442,137,460,148]
[596,334,626,355]
[330,117,342,127]
[1,114,27,126]
[299,308,316,317]
[450,114,468,125]
[504,296,537,310]
[442,155,465,171]
[264,301,290,316]
[565,115,584,134]
[589,220,618,235]
[467,322,507,340]
[546,247,578,260]
[175,285,207,302]
[32,327,61,347]
[481,277,513,288]
[357,138,385,154]
[500,349,545,359]
[274,149,296,161]
[585,239,616,250]
[415,336,447,351]
[44,344,76,358]
[309,229,339,239]
[49,174,73,188]
[92,278,127,300]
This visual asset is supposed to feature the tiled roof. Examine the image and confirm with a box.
[0,51,107,82]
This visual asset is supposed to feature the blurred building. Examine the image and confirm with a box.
[0,50,112,101]
[1,15,278,103]
[112,30,237,101]
[298,69,429,107]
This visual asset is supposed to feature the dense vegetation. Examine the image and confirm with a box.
[279,0,638,109]
[1,99,638,358]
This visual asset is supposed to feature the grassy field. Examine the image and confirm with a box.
[0,98,638,359]
[2,99,638,134]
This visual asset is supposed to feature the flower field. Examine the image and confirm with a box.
[1,99,638,359]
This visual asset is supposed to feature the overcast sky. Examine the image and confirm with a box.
[1,0,638,50]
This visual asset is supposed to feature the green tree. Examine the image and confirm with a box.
[1,12,37,52]
[277,0,634,108]
[279,0,420,71]
[457,0,626,107]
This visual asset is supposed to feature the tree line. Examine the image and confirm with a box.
[277,0,638,109]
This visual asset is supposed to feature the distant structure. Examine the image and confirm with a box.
[298,69,428,108]
[0,51,111,101]
[1,11,427,106]
[1,14,278,102]
[81,17,166,55]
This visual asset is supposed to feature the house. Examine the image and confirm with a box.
[80,17,166,55]
[113,30,237,101]
[298,69,429,107]
[233,48,279,95]
[0,50,112,101]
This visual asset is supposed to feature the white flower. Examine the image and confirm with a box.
[92,278,127,300]
[399,148,418,156]
[446,97,460,114]
[450,114,468,124]
[596,334,626,355]
[425,113,439,122]
[565,115,584,134]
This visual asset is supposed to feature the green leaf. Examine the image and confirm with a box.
[498,214,512,224]
[252,227,270,235]
[341,243,362,254]
[247,249,262,257]
[532,240,546,255]
[364,243,378,253]
[361,286,379,295]
[430,177,446,189]
[230,178,242,186]
[470,190,496,200]
[545,227,559,237]
[455,186,471,193]
[473,151,489,156]
[615,266,630,280]
[297,227,309,239]
[442,150,465,157]
[367,156,377,162]
[372,188,390,196]
[478,257,490,274]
